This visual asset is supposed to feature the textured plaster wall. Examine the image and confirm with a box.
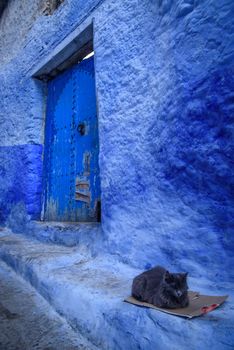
[0,0,233,278]
[0,145,42,221]
[95,0,234,277]
[0,0,43,66]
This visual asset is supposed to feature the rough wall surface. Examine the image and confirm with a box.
[0,0,233,280]
[0,0,43,66]
[0,145,43,220]
[95,0,234,277]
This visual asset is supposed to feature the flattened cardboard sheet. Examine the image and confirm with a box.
[124,291,228,319]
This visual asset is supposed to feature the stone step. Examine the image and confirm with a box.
[0,259,98,350]
[0,229,233,350]
[8,219,103,247]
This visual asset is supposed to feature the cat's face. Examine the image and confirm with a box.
[164,271,188,299]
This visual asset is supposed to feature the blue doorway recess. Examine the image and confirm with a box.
[43,56,101,222]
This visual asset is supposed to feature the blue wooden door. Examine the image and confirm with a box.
[43,56,101,221]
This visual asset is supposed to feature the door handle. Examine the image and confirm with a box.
[77,122,85,136]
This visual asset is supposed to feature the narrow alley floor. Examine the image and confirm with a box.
[0,260,96,350]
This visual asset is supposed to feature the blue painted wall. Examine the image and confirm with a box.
[94,0,234,276]
[0,0,233,277]
[0,144,43,221]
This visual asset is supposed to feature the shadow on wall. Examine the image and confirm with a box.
[0,0,8,17]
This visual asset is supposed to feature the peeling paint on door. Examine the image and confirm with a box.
[43,56,101,222]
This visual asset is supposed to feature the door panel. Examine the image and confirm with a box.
[43,56,100,221]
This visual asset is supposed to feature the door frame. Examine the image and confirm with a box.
[32,18,94,80]
[32,18,101,221]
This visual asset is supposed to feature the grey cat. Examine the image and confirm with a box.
[131,266,189,309]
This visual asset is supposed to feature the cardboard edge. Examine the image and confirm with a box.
[123,293,229,319]
[123,298,193,318]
